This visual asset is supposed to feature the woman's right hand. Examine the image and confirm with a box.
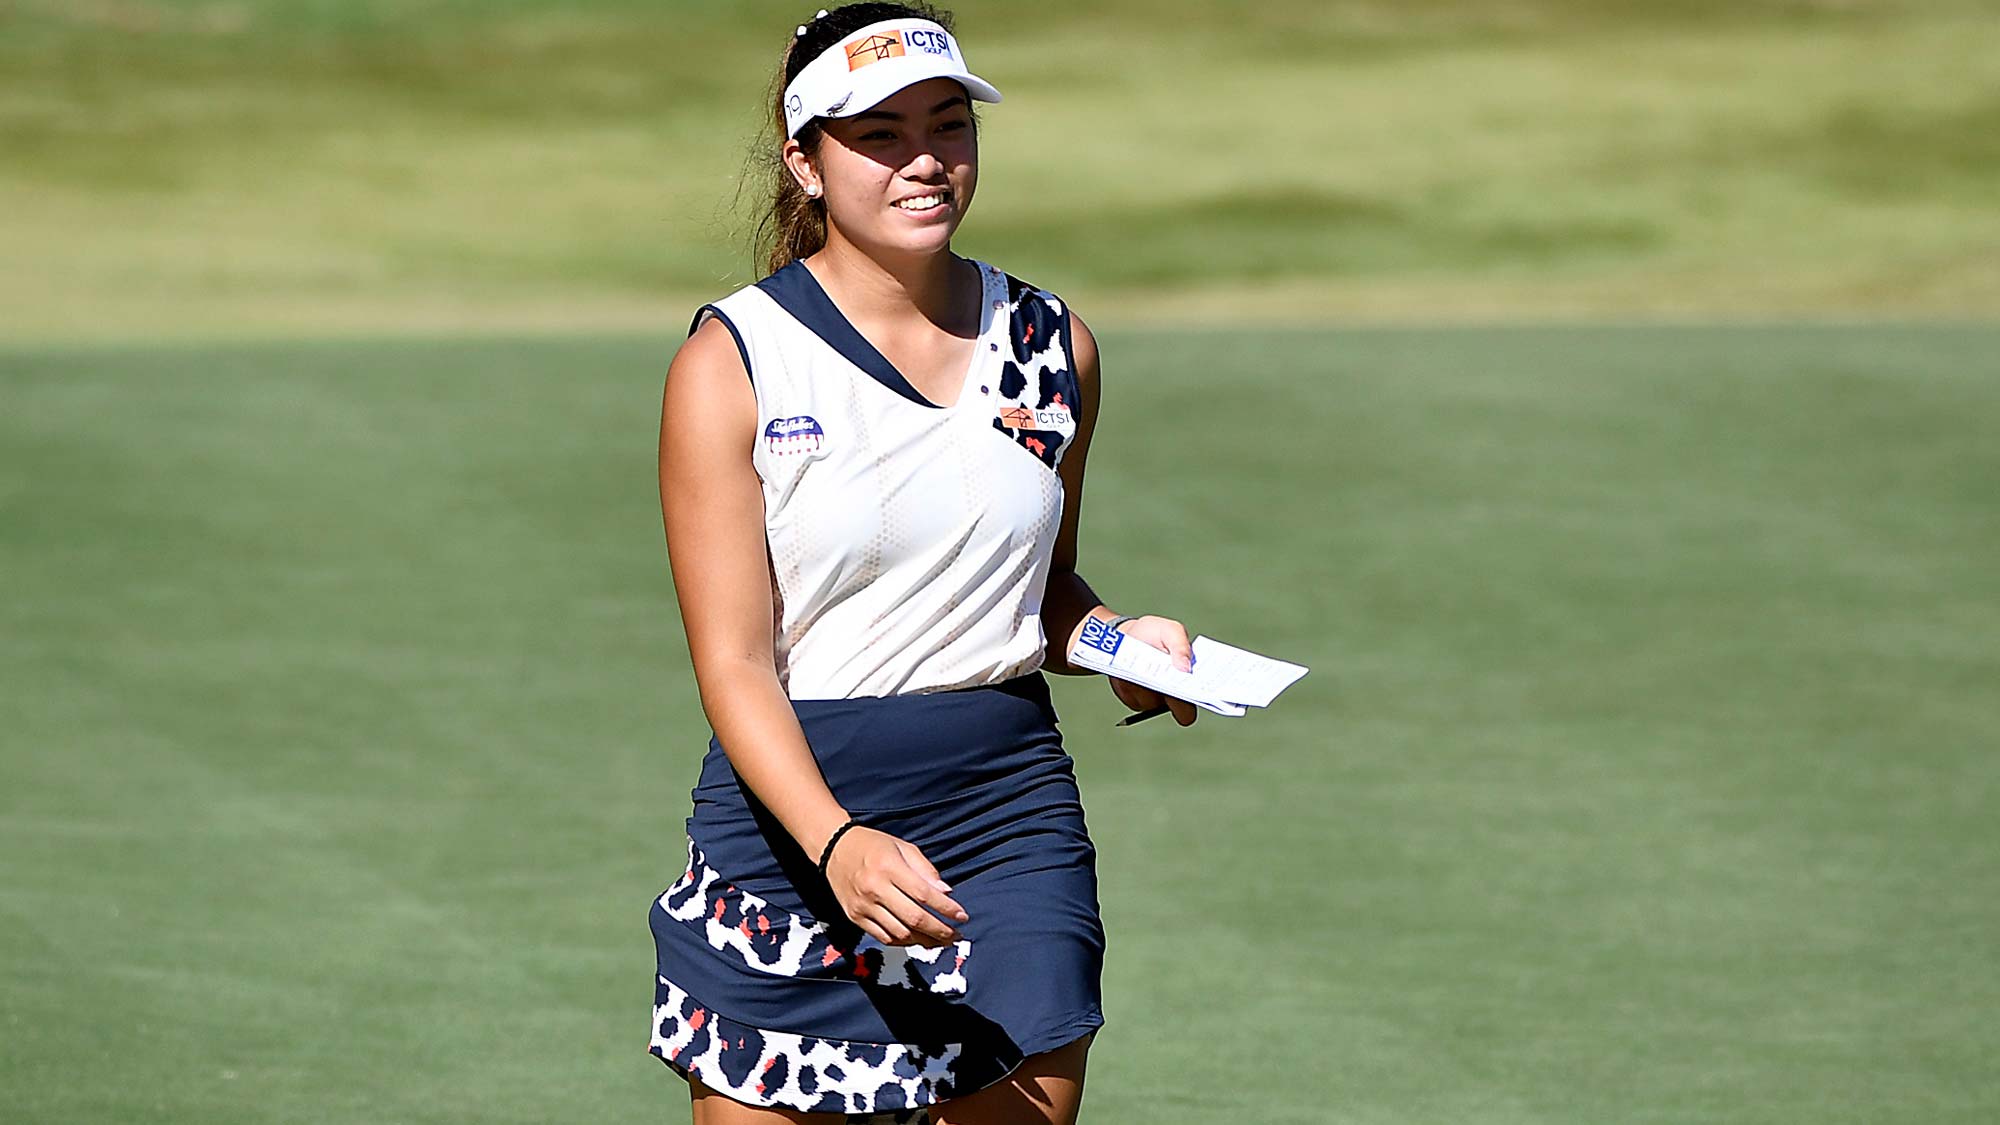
[822,826,969,948]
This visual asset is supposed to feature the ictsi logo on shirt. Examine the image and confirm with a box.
[995,394,1073,431]
[763,415,825,454]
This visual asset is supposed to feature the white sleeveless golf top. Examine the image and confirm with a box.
[690,257,1084,700]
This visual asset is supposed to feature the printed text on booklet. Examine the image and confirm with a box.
[1071,618,1309,717]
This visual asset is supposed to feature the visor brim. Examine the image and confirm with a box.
[820,64,1003,123]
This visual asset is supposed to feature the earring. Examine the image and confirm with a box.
[806,184,821,198]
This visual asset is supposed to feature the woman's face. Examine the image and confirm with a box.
[791,77,979,260]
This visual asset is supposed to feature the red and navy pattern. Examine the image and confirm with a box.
[652,841,974,1118]
[651,975,948,1120]
[657,839,971,993]
[990,275,1081,471]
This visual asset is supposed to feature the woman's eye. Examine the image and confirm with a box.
[939,119,969,132]
[862,130,896,142]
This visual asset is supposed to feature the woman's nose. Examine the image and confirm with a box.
[905,150,944,178]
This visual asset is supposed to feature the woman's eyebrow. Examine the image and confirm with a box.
[850,95,971,123]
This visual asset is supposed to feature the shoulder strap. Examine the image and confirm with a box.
[688,304,753,385]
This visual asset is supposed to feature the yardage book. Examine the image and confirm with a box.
[1069,617,1309,717]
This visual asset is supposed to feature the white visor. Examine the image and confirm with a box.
[783,18,1002,140]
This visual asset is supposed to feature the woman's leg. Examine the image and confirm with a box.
[687,1076,848,1125]
[928,1033,1094,1125]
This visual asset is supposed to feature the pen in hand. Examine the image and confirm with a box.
[1115,705,1172,727]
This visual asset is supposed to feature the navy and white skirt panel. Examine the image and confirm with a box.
[647,672,1104,1118]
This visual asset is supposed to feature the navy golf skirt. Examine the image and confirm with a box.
[647,671,1105,1118]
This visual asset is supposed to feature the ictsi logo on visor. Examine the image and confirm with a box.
[845,32,905,69]
[902,27,954,57]
[845,27,954,70]
[783,18,1001,140]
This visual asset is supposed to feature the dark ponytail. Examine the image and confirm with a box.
[752,2,959,278]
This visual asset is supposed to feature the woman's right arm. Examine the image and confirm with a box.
[659,318,967,948]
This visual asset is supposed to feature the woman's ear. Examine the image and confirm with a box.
[782,140,821,198]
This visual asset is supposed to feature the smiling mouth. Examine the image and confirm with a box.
[891,189,952,214]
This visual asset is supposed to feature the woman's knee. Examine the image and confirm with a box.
[929,1032,1095,1125]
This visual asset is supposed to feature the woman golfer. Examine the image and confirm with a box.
[651,4,1197,1121]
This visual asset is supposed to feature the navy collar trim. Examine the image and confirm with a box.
[756,259,984,410]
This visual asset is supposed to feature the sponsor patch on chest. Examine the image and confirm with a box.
[996,404,1073,429]
[763,415,825,454]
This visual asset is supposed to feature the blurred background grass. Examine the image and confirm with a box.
[4,0,1999,339]
[5,4,1999,1124]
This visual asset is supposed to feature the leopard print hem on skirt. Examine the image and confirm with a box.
[645,672,1105,1117]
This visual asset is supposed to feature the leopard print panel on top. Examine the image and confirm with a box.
[988,274,1082,472]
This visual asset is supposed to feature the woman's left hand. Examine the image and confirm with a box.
[1104,615,1199,726]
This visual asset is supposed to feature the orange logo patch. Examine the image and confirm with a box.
[846,31,905,70]
[997,405,1034,428]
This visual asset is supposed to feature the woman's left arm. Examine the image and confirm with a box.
[1040,311,1200,726]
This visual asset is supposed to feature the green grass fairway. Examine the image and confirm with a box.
[5,0,2000,337]
[3,326,1997,1123]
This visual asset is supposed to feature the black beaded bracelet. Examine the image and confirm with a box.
[816,817,861,876]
